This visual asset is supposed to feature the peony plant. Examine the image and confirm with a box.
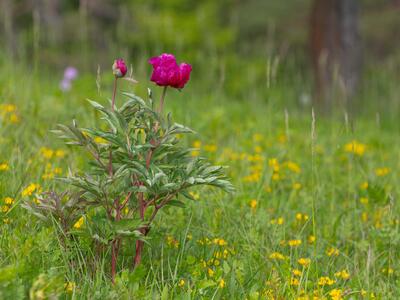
[23,55,233,283]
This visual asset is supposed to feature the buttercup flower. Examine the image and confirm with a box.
[112,58,128,78]
[149,53,192,89]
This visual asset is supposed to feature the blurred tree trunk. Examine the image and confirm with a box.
[310,0,362,111]
[32,0,62,45]
[1,0,17,58]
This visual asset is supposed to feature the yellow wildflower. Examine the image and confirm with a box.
[286,161,301,173]
[326,247,339,257]
[375,167,390,177]
[178,279,185,287]
[318,276,335,286]
[207,268,214,277]
[94,137,107,144]
[360,182,368,190]
[40,147,54,159]
[269,252,285,260]
[308,235,316,244]
[361,212,368,222]
[189,191,200,200]
[191,150,200,157]
[290,277,299,286]
[344,140,366,156]
[73,216,84,229]
[381,268,394,275]
[203,144,217,152]
[0,163,9,171]
[288,239,302,247]
[223,249,229,258]
[64,282,75,292]
[293,182,302,190]
[21,183,41,197]
[249,199,257,209]
[166,236,179,248]
[329,289,342,300]
[9,113,19,123]
[298,258,311,267]
[193,140,201,148]
[1,205,9,213]
[4,197,14,205]
[272,173,280,181]
[213,238,227,246]
[254,146,263,153]
[292,269,302,276]
[55,149,65,158]
[334,270,350,280]
[268,158,280,172]
[270,217,284,225]
[296,213,309,222]
[219,279,226,288]
[1,104,16,112]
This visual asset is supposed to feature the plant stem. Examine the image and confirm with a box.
[133,86,168,268]
[111,77,118,111]
[108,78,118,176]
[109,77,118,283]
[111,240,117,283]
[158,86,168,115]
[133,191,145,268]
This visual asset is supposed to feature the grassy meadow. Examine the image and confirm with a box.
[0,52,399,300]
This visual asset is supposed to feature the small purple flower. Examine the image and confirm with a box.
[64,67,78,81]
[60,79,72,92]
[60,66,78,92]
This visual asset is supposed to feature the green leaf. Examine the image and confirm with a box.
[165,200,185,208]
[198,279,216,289]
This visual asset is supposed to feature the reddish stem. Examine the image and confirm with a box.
[133,87,168,268]
[111,196,124,284]
[133,191,146,267]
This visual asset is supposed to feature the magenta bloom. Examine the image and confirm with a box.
[112,58,127,78]
[149,54,192,89]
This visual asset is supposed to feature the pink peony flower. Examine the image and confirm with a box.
[112,58,128,78]
[149,53,192,89]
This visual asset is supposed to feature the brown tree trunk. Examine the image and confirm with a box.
[310,0,362,111]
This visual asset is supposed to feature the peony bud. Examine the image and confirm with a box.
[112,58,127,78]
[148,53,192,89]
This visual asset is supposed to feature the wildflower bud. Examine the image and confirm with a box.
[112,58,127,78]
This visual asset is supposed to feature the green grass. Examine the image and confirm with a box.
[0,55,399,299]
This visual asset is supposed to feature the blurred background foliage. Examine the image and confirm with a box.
[0,0,399,113]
